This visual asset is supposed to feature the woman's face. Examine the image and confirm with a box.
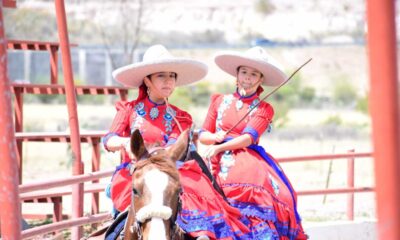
[147,72,177,98]
[237,66,263,95]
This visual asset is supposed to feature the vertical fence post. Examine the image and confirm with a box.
[49,45,59,84]
[0,4,22,239]
[91,139,101,229]
[91,140,101,212]
[55,0,84,238]
[13,86,23,183]
[367,0,400,239]
[347,149,355,221]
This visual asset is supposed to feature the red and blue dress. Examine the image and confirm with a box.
[178,91,307,240]
[102,96,193,212]
[103,90,307,239]
[103,95,249,239]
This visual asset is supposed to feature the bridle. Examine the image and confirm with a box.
[122,148,183,240]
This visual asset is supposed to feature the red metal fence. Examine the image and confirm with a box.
[17,150,374,238]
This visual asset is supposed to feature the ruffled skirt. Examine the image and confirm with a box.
[177,147,307,240]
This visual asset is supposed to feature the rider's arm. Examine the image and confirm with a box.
[102,101,133,152]
[199,94,221,145]
[213,134,253,152]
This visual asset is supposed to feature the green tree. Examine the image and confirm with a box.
[356,94,369,114]
[332,77,358,106]
[4,8,57,41]
[168,87,193,111]
[299,87,316,104]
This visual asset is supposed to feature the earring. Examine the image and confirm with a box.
[147,88,151,95]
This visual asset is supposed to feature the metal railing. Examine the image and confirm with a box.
[19,150,374,239]
[277,150,374,220]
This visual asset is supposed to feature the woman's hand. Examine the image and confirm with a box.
[204,145,223,159]
[122,138,134,159]
[214,130,226,143]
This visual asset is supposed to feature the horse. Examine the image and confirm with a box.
[86,129,190,240]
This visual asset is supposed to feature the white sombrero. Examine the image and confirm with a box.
[214,46,286,86]
[113,44,208,88]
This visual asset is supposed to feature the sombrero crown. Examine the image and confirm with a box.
[113,44,208,88]
[214,46,286,86]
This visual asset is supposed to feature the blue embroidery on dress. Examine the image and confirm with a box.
[236,99,244,110]
[163,107,176,133]
[228,198,299,239]
[248,98,260,117]
[177,210,245,239]
[134,102,144,111]
[131,102,145,133]
[177,209,281,240]
[269,174,280,196]
[219,150,235,180]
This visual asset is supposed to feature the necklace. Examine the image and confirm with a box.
[149,107,159,120]
[148,97,165,120]
[235,90,257,111]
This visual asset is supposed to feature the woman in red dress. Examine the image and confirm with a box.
[102,44,207,214]
[197,47,308,240]
[103,45,247,240]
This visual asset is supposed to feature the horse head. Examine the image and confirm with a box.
[123,129,189,240]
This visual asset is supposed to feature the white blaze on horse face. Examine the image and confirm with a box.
[144,168,168,240]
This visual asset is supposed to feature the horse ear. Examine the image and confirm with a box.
[131,129,148,160]
[168,129,189,162]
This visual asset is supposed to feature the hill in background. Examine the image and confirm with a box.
[5,0,375,46]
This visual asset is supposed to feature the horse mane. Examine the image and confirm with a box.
[134,150,180,183]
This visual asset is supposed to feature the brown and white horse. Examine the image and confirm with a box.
[86,129,190,240]
[121,129,188,240]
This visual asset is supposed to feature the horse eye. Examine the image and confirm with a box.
[133,188,140,196]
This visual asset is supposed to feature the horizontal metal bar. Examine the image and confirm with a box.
[21,212,111,239]
[20,183,107,201]
[3,0,16,8]
[7,39,77,51]
[277,152,372,163]
[15,131,106,143]
[11,83,129,95]
[19,170,113,194]
[298,187,375,196]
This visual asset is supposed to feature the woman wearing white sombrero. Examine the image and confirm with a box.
[102,44,208,216]
[196,47,308,239]
[103,45,253,240]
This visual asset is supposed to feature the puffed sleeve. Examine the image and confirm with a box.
[241,101,274,144]
[102,100,134,150]
[200,94,222,134]
[167,108,193,145]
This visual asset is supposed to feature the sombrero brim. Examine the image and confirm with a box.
[113,58,208,88]
[214,51,286,86]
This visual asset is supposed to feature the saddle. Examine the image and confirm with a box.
[84,210,128,240]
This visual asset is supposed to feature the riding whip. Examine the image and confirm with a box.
[225,58,313,135]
